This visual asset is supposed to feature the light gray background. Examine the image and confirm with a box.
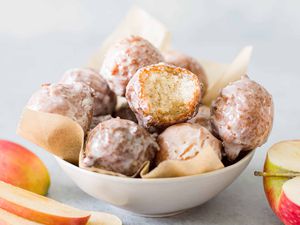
[0,0,299,224]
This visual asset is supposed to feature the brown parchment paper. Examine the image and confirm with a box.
[202,46,253,105]
[141,146,224,178]
[17,108,84,164]
[87,6,171,71]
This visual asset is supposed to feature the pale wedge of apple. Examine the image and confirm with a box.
[0,208,43,225]
[256,140,300,224]
[0,181,90,225]
[87,211,122,225]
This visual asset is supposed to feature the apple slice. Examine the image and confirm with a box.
[0,181,90,225]
[278,177,300,225]
[0,208,43,225]
[87,211,122,225]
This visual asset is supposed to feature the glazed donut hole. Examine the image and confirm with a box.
[156,123,222,165]
[27,83,94,133]
[60,68,117,116]
[100,35,164,96]
[211,76,274,161]
[81,118,159,176]
[126,63,202,131]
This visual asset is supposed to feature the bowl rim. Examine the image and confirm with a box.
[55,150,255,184]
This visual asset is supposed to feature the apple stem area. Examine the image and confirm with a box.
[254,171,300,178]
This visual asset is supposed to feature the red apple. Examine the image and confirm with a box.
[0,181,90,225]
[256,140,300,225]
[0,140,50,195]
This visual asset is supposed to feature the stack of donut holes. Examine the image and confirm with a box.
[27,35,274,177]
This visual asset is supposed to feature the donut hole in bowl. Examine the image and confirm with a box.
[142,72,198,122]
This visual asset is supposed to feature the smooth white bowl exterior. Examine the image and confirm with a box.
[55,151,254,217]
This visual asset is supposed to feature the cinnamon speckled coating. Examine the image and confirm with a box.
[156,123,222,165]
[126,63,201,132]
[27,83,94,133]
[211,76,274,160]
[100,35,164,96]
[163,50,207,94]
[82,118,159,176]
[60,68,116,116]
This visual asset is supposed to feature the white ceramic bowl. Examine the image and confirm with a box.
[55,150,255,217]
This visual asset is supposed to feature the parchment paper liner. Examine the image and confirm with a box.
[17,107,224,178]
[17,108,84,164]
[17,6,252,179]
[87,6,171,71]
[141,146,224,178]
[202,46,253,105]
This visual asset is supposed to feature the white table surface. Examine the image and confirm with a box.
[1,0,299,224]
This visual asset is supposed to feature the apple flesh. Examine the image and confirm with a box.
[87,211,122,225]
[0,140,50,195]
[0,208,43,225]
[262,140,300,224]
[0,181,90,225]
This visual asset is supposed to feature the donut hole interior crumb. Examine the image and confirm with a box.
[143,72,197,120]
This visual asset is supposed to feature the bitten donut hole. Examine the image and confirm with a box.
[143,73,197,120]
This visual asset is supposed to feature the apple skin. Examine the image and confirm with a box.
[263,156,290,213]
[277,190,300,225]
[0,140,50,195]
[0,198,90,225]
